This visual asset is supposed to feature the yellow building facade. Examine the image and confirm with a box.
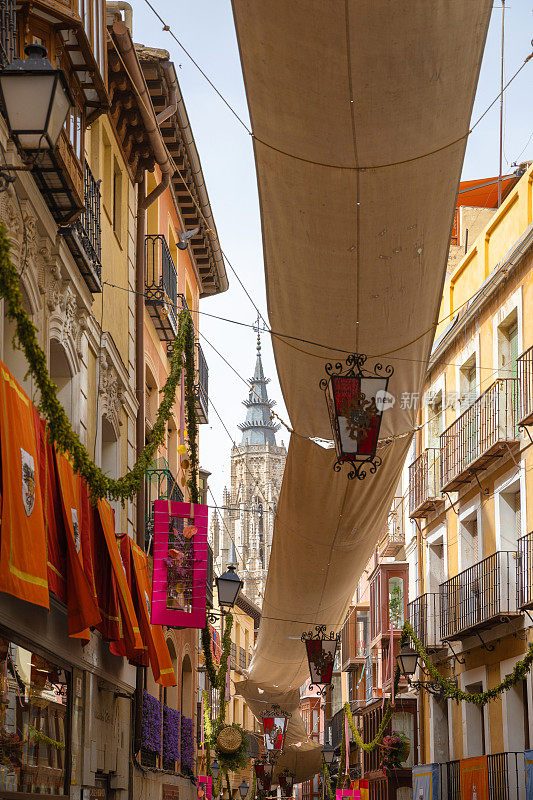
[407,162,533,787]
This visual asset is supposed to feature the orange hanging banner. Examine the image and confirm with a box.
[0,364,48,609]
[126,536,177,687]
[55,450,101,638]
[32,410,66,603]
[97,500,143,652]
[460,755,489,800]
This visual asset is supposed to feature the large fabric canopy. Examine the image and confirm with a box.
[231,0,493,780]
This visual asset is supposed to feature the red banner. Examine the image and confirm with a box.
[460,755,489,800]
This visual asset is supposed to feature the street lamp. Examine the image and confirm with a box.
[261,704,291,755]
[254,756,273,793]
[278,770,295,797]
[301,626,340,698]
[320,354,393,480]
[395,646,418,678]
[0,44,73,151]
[321,743,335,767]
[211,760,220,780]
[238,780,249,799]
[216,564,243,609]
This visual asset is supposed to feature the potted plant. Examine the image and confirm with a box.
[379,730,410,774]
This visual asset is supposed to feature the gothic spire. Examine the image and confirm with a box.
[238,323,280,446]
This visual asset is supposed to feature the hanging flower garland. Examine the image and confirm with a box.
[0,222,198,503]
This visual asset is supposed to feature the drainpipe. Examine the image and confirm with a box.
[106,1,133,32]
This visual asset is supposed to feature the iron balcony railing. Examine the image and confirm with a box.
[330,708,344,752]
[518,345,533,427]
[0,0,16,66]
[439,551,518,641]
[437,753,525,800]
[379,497,404,557]
[74,161,102,290]
[145,234,178,339]
[440,379,519,492]
[408,593,441,650]
[409,448,442,518]
[238,647,247,670]
[145,465,184,549]
[195,342,209,424]
[517,531,533,610]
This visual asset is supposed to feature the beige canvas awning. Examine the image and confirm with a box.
[231,0,492,780]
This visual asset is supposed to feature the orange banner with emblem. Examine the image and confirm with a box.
[124,535,176,686]
[460,755,489,800]
[0,364,48,608]
[55,450,101,638]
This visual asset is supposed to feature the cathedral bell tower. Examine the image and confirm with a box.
[212,328,287,607]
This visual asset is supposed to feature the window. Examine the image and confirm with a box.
[49,339,74,426]
[464,681,486,757]
[499,485,521,551]
[460,512,480,570]
[388,577,404,628]
[112,158,122,239]
[102,131,112,216]
[427,390,443,449]
[0,637,69,795]
[460,356,477,412]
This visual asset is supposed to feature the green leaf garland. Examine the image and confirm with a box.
[0,222,198,503]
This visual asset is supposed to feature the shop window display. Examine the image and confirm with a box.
[0,637,68,795]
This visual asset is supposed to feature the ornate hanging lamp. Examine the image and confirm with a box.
[320,354,393,480]
[278,769,295,797]
[261,704,291,755]
[301,625,340,697]
[254,756,274,794]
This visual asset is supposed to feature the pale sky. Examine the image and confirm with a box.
[129,1,533,507]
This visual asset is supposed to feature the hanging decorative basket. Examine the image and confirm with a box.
[379,731,410,774]
[216,725,244,754]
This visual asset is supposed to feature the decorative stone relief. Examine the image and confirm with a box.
[99,352,124,436]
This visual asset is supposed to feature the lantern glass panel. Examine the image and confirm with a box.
[0,74,56,147]
[216,565,243,608]
[262,715,288,751]
[396,646,418,677]
[331,375,388,460]
[305,639,337,686]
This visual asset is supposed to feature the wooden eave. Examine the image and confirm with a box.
[106,36,156,182]
[136,50,226,297]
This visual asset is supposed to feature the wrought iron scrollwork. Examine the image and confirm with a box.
[300,625,340,643]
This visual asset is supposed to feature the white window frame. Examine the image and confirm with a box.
[460,665,490,757]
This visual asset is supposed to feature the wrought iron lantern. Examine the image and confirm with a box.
[301,625,340,697]
[321,743,335,766]
[238,780,249,799]
[216,563,244,610]
[395,646,418,678]
[0,44,73,151]
[278,769,295,797]
[211,759,220,780]
[254,756,273,793]
[261,704,291,755]
[320,353,393,480]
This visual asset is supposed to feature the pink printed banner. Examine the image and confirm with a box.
[336,790,361,800]
[198,776,212,800]
[151,499,208,628]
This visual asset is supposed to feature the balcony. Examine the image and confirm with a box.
[440,379,519,492]
[517,531,533,610]
[61,161,102,292]
[341,605,369,670]
[239,646,247,670]
[409,448,442,518]
[439,551,519,641]
[378,497,404,557]
[0,0,16,66]
[145,235,178,340]
[518,345,533,427]
[145,460,184,549]
[29,128,85,225]
[408,593,442,650]
[330,708,344,752]
[195,342,209,424]
[438,752,525,800]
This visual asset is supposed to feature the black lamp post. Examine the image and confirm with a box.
[322,743,335,767]
[0,44,73,190]
[211,759,220,780]
[396,646,418,678]
[238,780,249,799]
[208,563,244,624]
